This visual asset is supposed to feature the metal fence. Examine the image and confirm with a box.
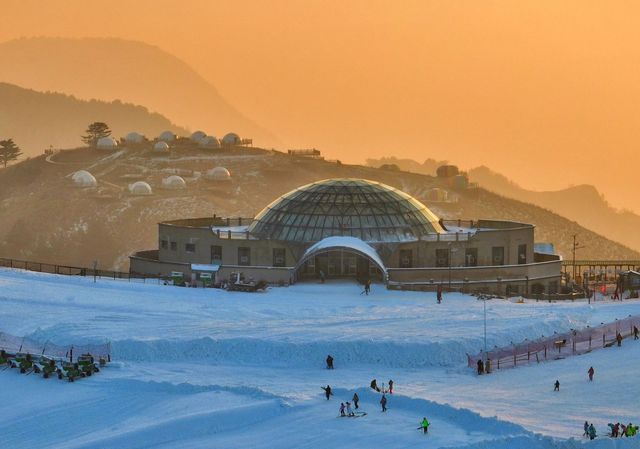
[0,257,166,284]
[468,315,640,372]
[0,331,111,362]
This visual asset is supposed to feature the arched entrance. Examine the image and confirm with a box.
[296,236,387,282]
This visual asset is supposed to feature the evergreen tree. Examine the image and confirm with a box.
[82,122,111,147]
[0,138,22,168]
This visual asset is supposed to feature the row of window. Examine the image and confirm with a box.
[399,244,527,268]
[161,240,287,267]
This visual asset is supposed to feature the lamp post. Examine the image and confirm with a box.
[447,243,458,291]
[483,295,488,368]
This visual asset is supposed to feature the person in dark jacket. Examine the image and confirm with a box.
[388,379,394,394]
[588,366,595,381]
[477,359,484,375]
[616,333,623,347]
[634,326,639,340]
[326,355,334,369]
[321,385,333,400]
[554,380,560,391]
[370,379,380,392]
[380,394,387,412]
[352,393,359,409]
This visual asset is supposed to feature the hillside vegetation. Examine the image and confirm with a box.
[0,145,636,270]
[0,82,186,157]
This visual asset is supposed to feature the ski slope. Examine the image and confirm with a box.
[0,268,639,449]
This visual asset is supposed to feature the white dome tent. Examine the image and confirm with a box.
[206,166,231,181]
[96,136,118,149]
[162,175,187,190]
[158,131,176,142]
[199,136,220,149]
[222,133,241,146]
[125,132,145,143]
[71,170,97,187]
[129,181,153,196]
[154,141,170,151]
[190,131,207,143]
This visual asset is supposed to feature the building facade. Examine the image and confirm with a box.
[130,178,562,294]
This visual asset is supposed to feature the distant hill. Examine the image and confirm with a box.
[0,37,277,149]
[367,157,640,255]
[0,146,636,270]
[0,82,186,157]
[467,166,640,255]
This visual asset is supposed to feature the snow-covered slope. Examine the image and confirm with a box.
[0,268,638,448]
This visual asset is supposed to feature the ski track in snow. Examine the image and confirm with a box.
[0,268,639,448]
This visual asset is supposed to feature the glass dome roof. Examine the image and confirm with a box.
[247,178,443,242]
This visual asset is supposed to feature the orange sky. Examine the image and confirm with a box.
[2,0,639,212]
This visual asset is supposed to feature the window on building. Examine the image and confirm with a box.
[185,243,196,253]
[492,246,504,266]
[518,244,527,264]
[160,239,168,250]
[435,248,449,267]
[211,245,222,264]
[273,248,286,267]
[238,247,251,266]
[170,241,177,251]
[399,249,413,268]
[465,248,478,267]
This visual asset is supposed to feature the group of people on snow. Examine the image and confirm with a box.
[369,378,393,394]
[607,422,639,438]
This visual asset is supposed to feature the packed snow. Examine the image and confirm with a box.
[0,268,639,449]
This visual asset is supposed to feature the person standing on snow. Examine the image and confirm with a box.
[588,366,595,381]
[437,284,443,304]
[421,417,430,434]
[365,279,371,295]
[634,326,639,340]
[477,359,484,375]
[322,385,333,400]
[380,394,387,412]
[352,393,359,409]
[588,423,597,440]
[346,402,354,417]
[583,421,589,437]
[388,379,394,394]
[616,333,623,347]
[339,402,346,417]
[554,380,560,391]
[326,355,334,369]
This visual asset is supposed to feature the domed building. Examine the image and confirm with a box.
[190,131,207,143]
[158,131,176,142]
[206,166,231,181]
[125,132,145,144]
[221,132,241,146]
[71,170,97,187]
[154,141,170,151]
[129,181,153,195]
[162,175,187,190]
[130,178,561,293]
[199,136,220,149]
[96,136,118,149]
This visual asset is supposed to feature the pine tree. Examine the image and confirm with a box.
[0,139,22,168]
[82,122,111,147]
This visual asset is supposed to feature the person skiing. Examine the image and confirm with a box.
[588,423,596,440]
[326,355,334,369]
[346,401,354,417]
[634,326,639,340]
[437,284,443,304]
[554,380,560,391]
[583,421,589,437]
[477,359,484,375]
[613,422,620,438]
[380,394,387,412]
[588,366,594,381]
[421,417,430,434]
[388,379,394,394]
[616,332,623,347]
[321,385,333,400]
[370,379,380,392]
[339,402,346,417]
[365,279,371,295]
[352,392,359,409]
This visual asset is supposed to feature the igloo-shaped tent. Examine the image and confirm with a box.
[162,175,187,190]
[206,166,231,181]
[158,131,176,142]
[129,181,153,195]
[96,136,118,149]
[154,141,170,151]
[221,132,241,146]
[125,132,145,143]
[71,170,97,187]
[199,136,220,149]
[190,131,207,142]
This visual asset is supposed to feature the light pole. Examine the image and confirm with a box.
[447,243,458,291]
[483,295,487,367]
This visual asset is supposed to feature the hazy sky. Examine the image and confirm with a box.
[2,0,639,211]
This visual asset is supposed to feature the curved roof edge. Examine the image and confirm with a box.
[297,236,386,273]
